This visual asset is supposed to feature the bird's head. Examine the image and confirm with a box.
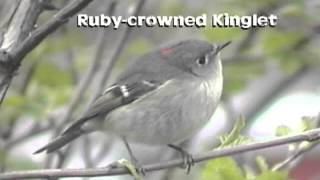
[159,39,231,79]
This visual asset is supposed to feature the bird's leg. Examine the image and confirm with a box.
[168,144,195,174]
[122,137,146,176]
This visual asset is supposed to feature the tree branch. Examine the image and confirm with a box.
[8,0,93,62]
[1,127,320,179]
[272,113,320,171]
[0,0,43,107]
[0,0,94,107]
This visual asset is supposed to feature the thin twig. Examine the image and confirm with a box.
[77,0,145,166]
[56,1,117,126]
[82,136,94,168]
[60,26,78,84]
[94,0,146,96]
[9,0,94,62]
[93,138,114,164]
[272,143,319,171]
[1,60,39,140]
[1,127,320,179]
[0,77,11,108]
[272,113,320,171]
[45,1,118,169]
[4,123,52,149]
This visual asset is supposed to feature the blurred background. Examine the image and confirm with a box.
[0,0,320,179]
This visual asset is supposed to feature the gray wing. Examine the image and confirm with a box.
[61,75,162,135]
[61,52,178,135]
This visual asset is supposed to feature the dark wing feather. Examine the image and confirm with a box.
[61,79,160,135]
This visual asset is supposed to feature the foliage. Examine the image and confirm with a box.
[219,115,253,148]
[202,157,245,180]
[202,157,288,180]
[200,115,303,180]
[274,116,319,166]
[276,116,317,137]
[0,32,82,125]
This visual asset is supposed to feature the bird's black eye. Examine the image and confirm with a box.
[197,55,208,66]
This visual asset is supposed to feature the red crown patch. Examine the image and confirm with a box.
[161,48,173,56]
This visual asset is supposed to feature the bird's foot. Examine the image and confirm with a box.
[122,137,146,176]
[130,157,146,176]
[106,159,145,179]
[168,144,195,174]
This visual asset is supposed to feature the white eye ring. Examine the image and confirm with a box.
[197,55,208,66]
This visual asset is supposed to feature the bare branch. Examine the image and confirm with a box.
[94,0,146,96]
[0,0,94,107]
[272,113,320,171]
[82,136,94,168]
[0,79,11,108]
[45,1,118,169]
[0,0,43,51]
[57,0,117,127]
[272,142,319,171]
[8,0,93,62]
[1,127,320,179]
[0,0,43,107]
[4,122,53,149]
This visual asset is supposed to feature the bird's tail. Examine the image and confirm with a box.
[33,129,83,154]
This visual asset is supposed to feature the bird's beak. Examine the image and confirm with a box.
[217,41,231,52]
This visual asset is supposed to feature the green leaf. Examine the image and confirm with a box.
[202,157,245,180]
[256,156,269,173]
[298,141,311,150]
[276,116,317,137]
[275,125,292,137]
[256,171,288,180]
[244,166,256,180]
[219,115,252,148]
[299,116,316,132]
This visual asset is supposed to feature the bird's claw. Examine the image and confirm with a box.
[135,165,146,177]
[181,151,195,174]
[168,144,195,174]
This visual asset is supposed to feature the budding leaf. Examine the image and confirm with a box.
[275,125,292,137]
[219,115,251,148]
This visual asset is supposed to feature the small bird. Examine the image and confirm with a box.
[34,39,230,173]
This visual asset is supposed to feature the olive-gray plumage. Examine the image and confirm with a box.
[34,39,228,154]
